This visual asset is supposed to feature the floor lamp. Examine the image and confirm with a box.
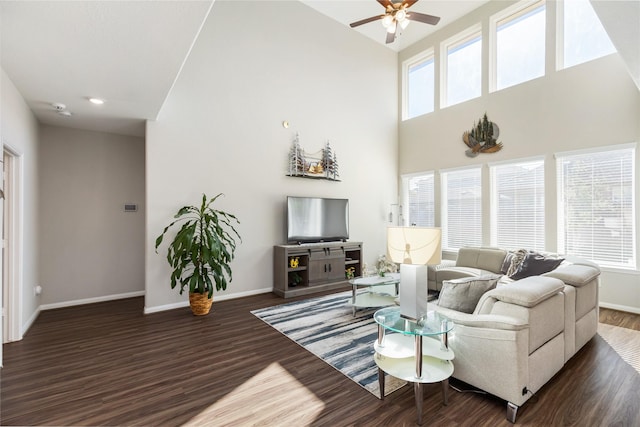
[387,226,442,321]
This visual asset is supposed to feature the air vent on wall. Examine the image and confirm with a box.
[124,203,138,212]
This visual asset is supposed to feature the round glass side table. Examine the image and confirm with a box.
[373,306,455,425]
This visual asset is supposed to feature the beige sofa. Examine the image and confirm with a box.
[427,247,600,422]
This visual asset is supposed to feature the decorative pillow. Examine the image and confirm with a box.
[510,252,564,280]
[437,274,501,314]
[500,252,514,274]
[506,249,528,277]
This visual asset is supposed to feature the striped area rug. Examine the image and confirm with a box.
[598,323,640,374]
[251,291,405,398]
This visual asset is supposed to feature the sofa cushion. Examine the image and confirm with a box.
[510,252,564,280]
[437,274,501,314]
[455,247,507,273]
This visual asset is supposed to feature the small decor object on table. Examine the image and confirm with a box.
[155,193,241,316]
[375,255,398,277]
[345,266,356,280]
[462,113,503,157]
[289,257,299,269]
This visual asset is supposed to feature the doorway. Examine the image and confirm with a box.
[2,146,22,349]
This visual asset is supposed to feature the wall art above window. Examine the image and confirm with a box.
[462,113,503,157]
[287,133,340,181]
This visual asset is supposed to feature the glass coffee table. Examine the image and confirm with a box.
[349,273,400,317]
[373,306,454,425]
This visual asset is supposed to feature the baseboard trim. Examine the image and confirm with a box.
[143,287,273,314]
[600,302,640,315]
[40,291,146,311]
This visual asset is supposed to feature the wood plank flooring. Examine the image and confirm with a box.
[1,292,639,426]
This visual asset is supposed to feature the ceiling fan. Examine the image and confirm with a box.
[350,0,441,44]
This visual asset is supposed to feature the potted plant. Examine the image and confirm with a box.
[155,193,241,315]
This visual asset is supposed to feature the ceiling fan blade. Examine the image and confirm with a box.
[350,14,385,28]
[386,27,396,44]
[407,12,440,25]
[377,0,393,9]
[402,0,419,8]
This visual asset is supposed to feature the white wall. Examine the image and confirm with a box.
[39,126,145,306]
[398,1,640,312]
[1,69,40,333]
[145,1,398,312]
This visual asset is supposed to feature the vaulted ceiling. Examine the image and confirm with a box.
[0,1,637,138]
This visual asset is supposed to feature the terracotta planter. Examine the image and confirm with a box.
[189,292,213,316]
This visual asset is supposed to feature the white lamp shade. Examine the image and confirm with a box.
[386,227,442,266]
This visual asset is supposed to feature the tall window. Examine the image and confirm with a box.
[556,145,636,269]
[442,26,482,107]
[441,167,482,251]
[403,172,435,227]
[560,0,616,69]
[403,50,435,120]
[492,0,546,91]
[490,158,545,251]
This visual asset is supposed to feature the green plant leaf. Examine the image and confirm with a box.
[155,193,241,297]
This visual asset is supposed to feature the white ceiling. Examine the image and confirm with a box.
[0,0,214,137]
[0,0,487,138]
[300,0,488,51]
[2,1,634,139]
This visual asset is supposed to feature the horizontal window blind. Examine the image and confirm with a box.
[490,159,545,251]
[442,167,482,250]
[405,173,435,227]
[557,146,636,268]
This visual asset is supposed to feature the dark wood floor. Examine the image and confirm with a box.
[1,290,639,426]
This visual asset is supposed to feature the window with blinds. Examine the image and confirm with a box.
[490,158,545,251]
[556,145,636,269]
[403,172,435,227]
[441,167,482,250]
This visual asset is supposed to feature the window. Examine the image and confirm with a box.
[402,172,435,227]
[403,50,435,120]
[490,158,545,251]
[442,26,482,107]
[441,167,482,251]
[556,145,636,269]
[559,0,616,69]
[492,0,546,91]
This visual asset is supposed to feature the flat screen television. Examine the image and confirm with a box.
[287,196,349,244]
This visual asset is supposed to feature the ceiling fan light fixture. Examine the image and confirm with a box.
[381,14,393,28]
[387,20,397,34]
[400,19,410,30]
[396,9,407,22]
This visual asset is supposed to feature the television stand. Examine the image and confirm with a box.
[273,241,363,298]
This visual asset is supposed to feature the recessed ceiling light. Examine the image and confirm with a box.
[88,97,105,105]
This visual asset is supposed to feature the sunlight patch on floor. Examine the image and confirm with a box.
[182,362,325,426]
[598,323,640,374]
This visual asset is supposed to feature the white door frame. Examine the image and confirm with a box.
[3,144,23,344]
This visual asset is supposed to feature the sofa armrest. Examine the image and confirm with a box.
[431,304,528,331]
[477,276,564,309]
[543,264,600,287]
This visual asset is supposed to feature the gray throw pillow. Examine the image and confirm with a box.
[437,274,501,314]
